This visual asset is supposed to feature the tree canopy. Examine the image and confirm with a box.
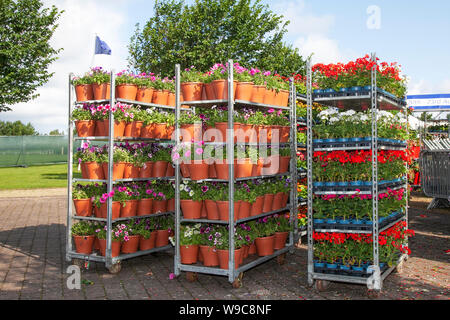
[0,120,39,136]
[0,0,63,112]
[128,0,306,77]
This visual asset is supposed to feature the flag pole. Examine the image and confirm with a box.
[90,33,97,68]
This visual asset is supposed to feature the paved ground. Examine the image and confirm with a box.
[0,191,448,300]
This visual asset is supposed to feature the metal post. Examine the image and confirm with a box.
[106,70,116,268]
[66,73,74,262]
[306,58,314,286]
[227,59,235,282]
[174,64,181,276]
[290,77,298,251]
[370,53,381,290]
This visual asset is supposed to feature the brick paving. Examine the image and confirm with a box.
[0,192,448,300]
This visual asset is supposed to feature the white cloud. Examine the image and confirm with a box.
[1,0,130,134]
[408,78,450,95]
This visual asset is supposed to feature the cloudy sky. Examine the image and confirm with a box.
[2,0,450,134]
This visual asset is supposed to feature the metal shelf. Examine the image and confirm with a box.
[71,211,174,223]
[313,215,406,234]
[73,136,175,143]
[180,172,291,183]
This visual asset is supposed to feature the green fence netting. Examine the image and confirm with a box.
[0,136,83,167]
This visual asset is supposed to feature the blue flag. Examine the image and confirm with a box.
[95,36,111,55]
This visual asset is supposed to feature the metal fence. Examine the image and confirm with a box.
[0,136,82,167]
[419,150,450,208]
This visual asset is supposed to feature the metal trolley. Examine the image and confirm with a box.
[172,60,299,287]
[305,54,410,296]
[420,150,450,209]
[66,71,178,273]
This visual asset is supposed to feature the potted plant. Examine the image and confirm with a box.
[186,142,210,181]
[211,226,242,270]
[74,143,104,180]
[216,187,241,222]
[136,73,156,103]
[72,184,93,217]
[89,66,111,100]
[71,104,95,137]
[249,180,265,216]
[179,111,203,142]
[71,221,95,255]
[273,214,293,250]
[234,182,256,220]
[199,224,219,267]
[179,181,203,219]
[94,224,122,257]
[201,183,220,220]
[151,77,169,105]
[235,67,254,101]
[118,222,140,254]
[179,223,202,264]
[251,217,276,256]
[121,142,141,179]
[151,146,171,177]
[115,70,138,101]
[180,66,204,101]
[117,185,139,218]
[152,188,168,214]
[123,107,145,138]
[250,69,266,103]
[154,215,174,247]
[72,73,93,102]
[100,145,129,181]
[137,218,157,251]
[208,63,237,100]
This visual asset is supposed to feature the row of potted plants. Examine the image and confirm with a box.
[178,177,291,221]
[313,221,414,273]
[74,142,174,180]
[71,216,174,257]
[72,181,175,219]
[175,214,293,268]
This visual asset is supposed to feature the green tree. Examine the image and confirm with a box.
[0,120,39,136]
[48,129,64,136]
[0,0,63,112]
[128,0,306,77]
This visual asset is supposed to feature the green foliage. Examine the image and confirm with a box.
[128,0,306,77]
[71,221,95,236]
[0,0,63,112]
[0,120,39,135]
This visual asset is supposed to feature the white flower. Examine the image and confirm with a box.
[329,117,339,123]
[180,184,185,191]
[189,190,194,197]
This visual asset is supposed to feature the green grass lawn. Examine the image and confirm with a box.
[0,164,81,190]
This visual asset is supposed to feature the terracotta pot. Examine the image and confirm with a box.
[166,164,175,177]
[73,199,92,217]
[204,82,216,100]
[212,79,237,100]
[264,125,273,143]
[261,155,280,176]
[180,123,202,142]
[153,123,168,139]
[75,84,93,102]
[208,162,217,179]
[242,124,257,143]
[217,249,241,270]
[123,163,140,179]
[167,92,175,106]
[166,125,175,140]
[94,120,105,136]
[200,245,219,267]
[181,82,203,101]
[188,161,209,181]
[279,89,290,107]
[136,87,154,103]
[242,244,250,260]
[255,235,275,256]
[250,85,266,103]
[235,158,253,178]
[80,162,88,179]
[139,233,156,251]
[155,229,169,247]
[152,161,169,178]
[262,194,275,213]
[239,201,251,220]
[271,125,281,143]
[98,239,121,257]
[100,201,121,220]
[139,162,153,178]
[116,84,138,101]
[153,200,168,214]
[281,192,289,208]
[75,120,95,137]
[102,162,126,180]
[205,199,219,220]
[249,242,257,255]
[121,235,140,254]
[167,198,175,212]
[152,90,169,105]
[84,162,105,180]
[251,159,264,177]
[141,123,156,138]
[92,83,110,100]
[272,192,285,211]
[180,163,190,178]
[200,200,207,218]
[102,119,126,138]
[121,200,138,218]
[273,89,284,107]
[263,88,276,105]
[93,206,102,218]
[235,82,254,101]
[250,196,264,216]
[274,232,289,250]
[214,162,236,180]
[217,201,241,222]
[180,245,199,265]
[73,235,95,255]
[280,126,290,143]
[137,198,153,216]
[180,200,202,219]
[257,125,271,144]
[279,156,291,174]
[124,121,143,138]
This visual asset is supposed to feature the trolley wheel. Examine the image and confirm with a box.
[108,262,122,274]
[232,273,244,289]
[186,272,198,282]
[367,289,381,299]
[314,280,330,292]
[276,253,286,265]
[72,258,84,268]
[295,238,302,247]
